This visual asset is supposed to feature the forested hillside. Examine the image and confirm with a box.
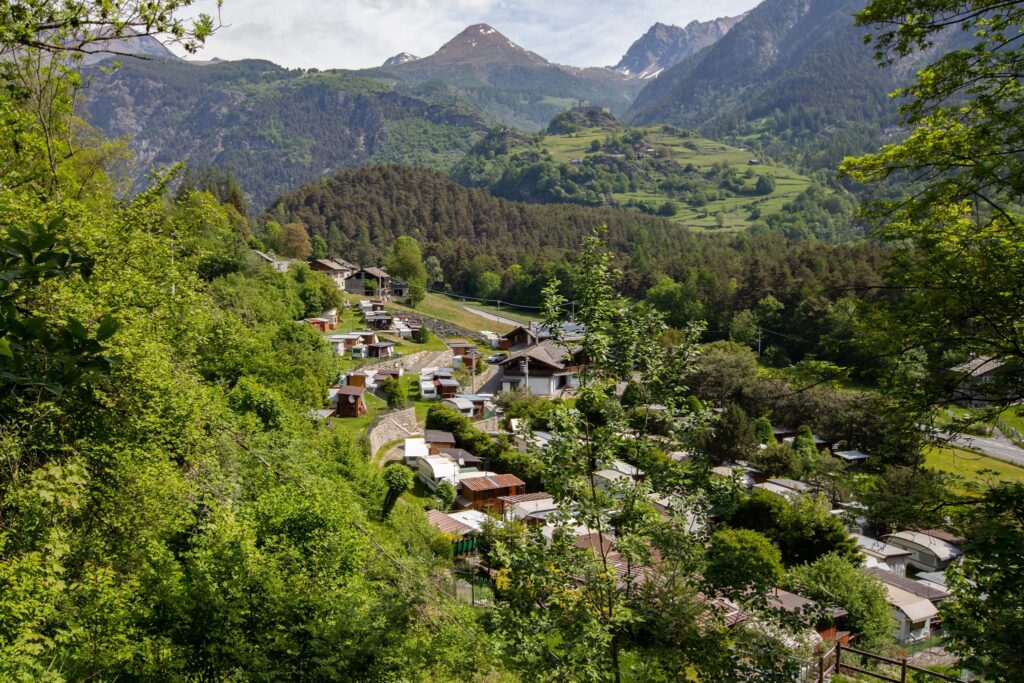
[81,58,491,207]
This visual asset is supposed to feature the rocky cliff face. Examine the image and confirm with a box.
[614,16,745,80]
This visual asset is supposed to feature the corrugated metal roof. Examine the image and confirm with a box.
[866,568,950,601]
[459,473,525,492]
[499,492,554,504]
[425,509,472,536]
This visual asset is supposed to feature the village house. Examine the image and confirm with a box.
[435,376,461,399]
[390,279,409,298]
[333,385,367,418]
[456,473,527,512]
[437,447,484,469]
[452,393,490,418]
[950,355,1008,406]
[424,429,457,454]
[498,340,584,397]
[304,317,334,333]
[345,267,391,297]
[403,437,428,467]
[367,342,395,359]
[500,492,558,525]
[327,332,363,355]
[884,531,963,572]
[865,567,951,604]
[501,322,586,350]
[308,258,355,288]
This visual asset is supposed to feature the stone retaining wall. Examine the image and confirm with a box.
[367,406,418,458]
[373,348,453,373]
[472,416,501,433]
[387,310,479,341]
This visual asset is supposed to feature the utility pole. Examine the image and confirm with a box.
[757,327,762,357]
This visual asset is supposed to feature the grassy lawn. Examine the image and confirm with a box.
[924,446,1024,493]
[388,292,515,334]
[401,477,435,510]
[330,391,388,439]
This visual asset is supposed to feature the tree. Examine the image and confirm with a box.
[263,220,284,254]
[942,484,1024,680]
[412,326,430,344]
[310,235,328,259]
[842,0,1024,423]
[476,271,501,300]
[754,175,775,195]
[386,236,427,283]
[382,465,413,518]
[435,481,457,512]
[380,377,405,408]
[406,278,426,308]
[704,529,783,599]
[688,341,758,406]
[789,553,892,651]
[730,309,759,348]
[775,494,858,566]
[704,403,757,465]
[425,256,444,287]
[281,222,312,259]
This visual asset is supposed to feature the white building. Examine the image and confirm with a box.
[852,534,911,576]
[417,456,458,491]
[882,583,939,645]
[885,531,962,572]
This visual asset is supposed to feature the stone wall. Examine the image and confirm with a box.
[472,416,501,433]
[367,406,419,458]
[373,348,453,373]
[387,310,479,341]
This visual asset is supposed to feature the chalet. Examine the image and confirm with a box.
[852,534,911,576]
[417,455,458,490]
[424,429,457,454]
[304,317,333,333]
[502,322,586,350]
[345,267,391,296]
[456,473,526,512]
[884,531,962,572]
[950,355,1008,406]
[435,377,461,399]
[498,340,583,397]
[356,331,378,345]
[447,339,476,357]
[254,249,293,273]
[308,258,355,288]
[367,342,395,359]
[443,397,475,417]
[364,311,393,330]
[333,385,367,418]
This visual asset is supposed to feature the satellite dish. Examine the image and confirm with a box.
[348,395,355,403]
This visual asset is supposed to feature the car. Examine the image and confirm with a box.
[486,352,508,364]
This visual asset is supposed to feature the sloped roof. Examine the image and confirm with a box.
[459,473,525,492]
[853,534,912,559]
[438,447,482,464]
[501,339,581,371]
[499,492,554,504]
[424,430,456,444]
[336,385,365,396]
[951,355,1005,377]
[886,531,962,562]
[425,509,473,536]
[865,568,950,601]
[883,584,938,622]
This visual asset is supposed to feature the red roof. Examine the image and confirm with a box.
[459,473,525,492]
[425,509,472,535]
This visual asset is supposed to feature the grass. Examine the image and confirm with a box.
[401,477,435,510]
[330,391,388,440]
[515,125,816,232]
[924,446,1024,493]
[388,292,516,334]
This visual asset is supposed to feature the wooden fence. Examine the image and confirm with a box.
[816,642,961,682]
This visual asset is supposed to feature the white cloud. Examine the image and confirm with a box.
[180,0,761,69]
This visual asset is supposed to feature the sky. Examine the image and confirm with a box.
[177,0,762,69]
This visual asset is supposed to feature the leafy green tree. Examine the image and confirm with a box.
[435,481,456,512]
[730,309,759,348]
[754,416,774,445]
[754,174,775,195]
[412,326,430,344]
[425,255,444,287]
[942,484,1024,680]
[310,235,328,259]
[705,403,758,465]
[789,553,892,651]
[406,278,426,308]
[380,376,405,408]
[476,271,501,300]
[775,494,858,566]
[386,236,427,283]
[263,219,285,254]
[382,465,413,519]
[704,528,784,599]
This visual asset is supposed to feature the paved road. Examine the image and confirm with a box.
[459,305,526,327]
[940,431,1024,466]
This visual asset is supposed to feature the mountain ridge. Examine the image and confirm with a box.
[613,15,746,80]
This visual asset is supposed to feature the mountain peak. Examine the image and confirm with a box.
[615,15,745,79]
[424,23,550,67]
[382,52,419,67]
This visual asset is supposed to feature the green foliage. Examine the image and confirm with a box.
[281,222,312,258]
[434,481,456,512]
[412,326,430,344]
[382,464,414,518]
[386,236,428,283]
[941,483,1024,680]
[788,553,892,650]
[380,376,406,408]
[704,528,784,598]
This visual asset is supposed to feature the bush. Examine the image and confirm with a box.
[412,326,430,344]
[381,377,406,408]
